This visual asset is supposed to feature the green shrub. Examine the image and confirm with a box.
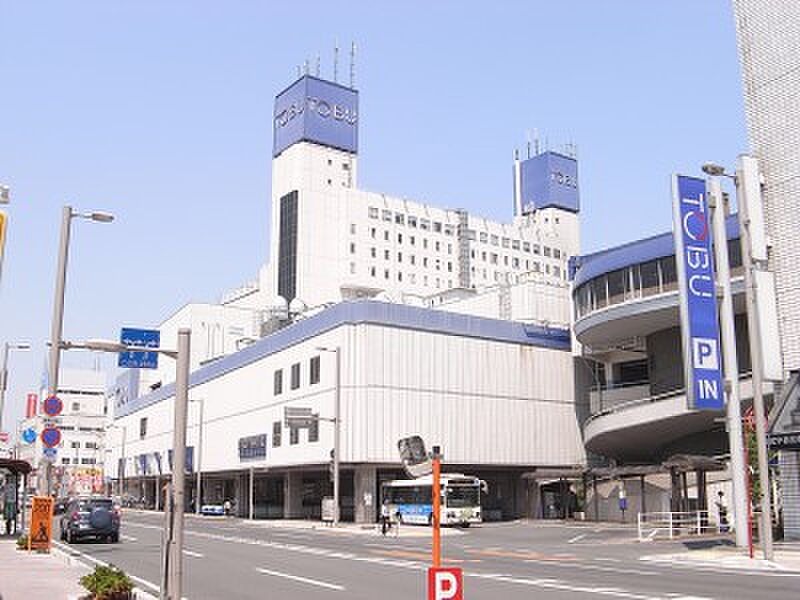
[16,534,28,550]
[79,564,134,600]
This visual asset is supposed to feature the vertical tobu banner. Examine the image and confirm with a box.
[672,175,724,410]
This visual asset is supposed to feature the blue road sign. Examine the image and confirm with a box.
[672,175,725,410]
[41,426,61,448]
[22,428,37,444]
[43,447,58,460]
[118,327,160,369]
[43,395,63,417]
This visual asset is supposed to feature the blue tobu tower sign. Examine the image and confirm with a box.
[672,175,724,411]
[118,327,160,369]
[519,151,580,214]
[273,75,358,157]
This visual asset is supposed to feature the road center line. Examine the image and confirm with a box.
[256,567,345,591]
[568,534,587,544]
[182,549,204,558]
[121,534,138,542]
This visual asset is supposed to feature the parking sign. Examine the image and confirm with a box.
[428,568,463,600]
[672,175,725,410]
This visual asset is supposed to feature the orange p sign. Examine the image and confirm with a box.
[428,567,463,600]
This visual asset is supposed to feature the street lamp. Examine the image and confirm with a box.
[46,205,114,496]
[702,160,775,561]
[315,346,341,526]
[63,330,190,600]
[0,341,31,433]
[106,423,127,497]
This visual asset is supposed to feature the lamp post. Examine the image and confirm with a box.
[62,331,190,600]
[0,341,31,433]
[702,160,775,560]
[107,423,127,497]
[46,206,114,495]
[191,397,204,514]
[315,346,341,526]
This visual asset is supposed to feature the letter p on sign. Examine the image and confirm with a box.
[428,567,463,600]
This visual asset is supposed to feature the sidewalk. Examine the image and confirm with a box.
[0,538,88,600]
[642,543,800,572]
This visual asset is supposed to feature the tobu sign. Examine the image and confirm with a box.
[672,175,724,410]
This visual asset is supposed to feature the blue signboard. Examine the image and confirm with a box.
[238,434,267,461]
[519,151,580,214]
[168,446,195,474]
[118,328,160,369]
[22,428,37,444]
[43,447,58,460]
[672,175,724,410]
[273,75,358,157]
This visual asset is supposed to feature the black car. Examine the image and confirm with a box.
[60,497,120,543]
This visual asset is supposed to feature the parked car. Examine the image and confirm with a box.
[53,497,72,516]
[60,497,120,544]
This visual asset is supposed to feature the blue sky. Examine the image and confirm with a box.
[0,1,746,431]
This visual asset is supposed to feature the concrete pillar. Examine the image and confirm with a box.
[353,466,377,524]
[514,474,528,519]
[283,471,303,519]
[236,472,249,517]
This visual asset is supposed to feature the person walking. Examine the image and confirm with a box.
[380,499,391,536]
[716,491,729,533]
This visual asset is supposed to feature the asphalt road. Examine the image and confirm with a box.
[55,511,800,600]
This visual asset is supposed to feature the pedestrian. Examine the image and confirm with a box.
[224,499,232,517]
[716,491,729,533]
[380,499,390,536]
[394,509,401,538]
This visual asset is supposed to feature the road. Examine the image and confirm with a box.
[55,511,800,599]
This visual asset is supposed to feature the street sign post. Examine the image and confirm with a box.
[43,395,63,417]
[284,406,315,428]
[398,435,432,478]
[118,328,160,369]
[22,428,36,444]
[672,175,725,410]
[42,447,58,462]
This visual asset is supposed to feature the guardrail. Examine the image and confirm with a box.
[637,510,721,541]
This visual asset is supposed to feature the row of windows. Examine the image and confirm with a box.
[69,441,98,449]
[61,457,97,465]
[274,356,321,395]
[362,212,562,258]
[574,239,743,319]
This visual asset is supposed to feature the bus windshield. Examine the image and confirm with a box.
[446,485,479,508]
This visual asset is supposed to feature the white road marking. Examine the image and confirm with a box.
[53,541,161,594]
[121,534,138,542]
[256,567,345,591]
[568,533,587,543]
[596,558,622,563]
[182,549,204,558]
[523,560,660,577]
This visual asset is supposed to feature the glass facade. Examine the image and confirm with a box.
[278,190,299,303]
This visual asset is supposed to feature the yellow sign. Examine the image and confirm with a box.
[28,496,54,552]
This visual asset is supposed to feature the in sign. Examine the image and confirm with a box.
[41,427,61,449]
[428,567,463,600]
[43,395,63,417]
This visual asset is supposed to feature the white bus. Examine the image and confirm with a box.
[381,474,483,526]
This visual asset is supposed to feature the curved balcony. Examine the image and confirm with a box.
[584,375,771,462]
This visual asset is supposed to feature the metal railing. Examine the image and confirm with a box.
[637,510,721,541]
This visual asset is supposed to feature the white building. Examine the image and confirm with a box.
[17,368,107,496]
[106,300,584,522]
[106,73,585,522]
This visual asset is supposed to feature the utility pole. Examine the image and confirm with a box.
[735,155,775,560]
[707,176,749,550]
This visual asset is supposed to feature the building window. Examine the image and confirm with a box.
[370,227,376,239]
[544,246,552,257]
[349,242,356,254]
[384,269,390,279]
[272,421,282,447]
[447,262,453,272]
[410,235,416,246]
[308,418,319,442]
[81,458,96,465]
[384,249,390,260]
[384,230,389,241]
[290,427,299,445]
[433,221,442,233]
[423,257,429,267]
[370,247,376,258]
[382,210,392,222]
[410,255,416,265]
[435,241,441,251]
[342,162,350,171]
[554,248,561,259]
[72,402,80,412]
[397,233,403,244]
[278,190,299,303]
[310,356,321,385]
[523,241,531,252]
[398,272,403,281]
[349,262,356,274]
[397,252,403,262]
[368,207,379,219]
[86,442,97,449]
[139,417,147,439]
[370,266,376,277]
[490,235,498,246]
[274,369,283,395]
[71,441,80,449]
[423,239,428,249]
[62,458,70,465]
[512,240,520,250]
[420,219,430,231]
[408,216,417,228]
[291,363,300,390]
[395,213,405,225]
[480,232,488,243]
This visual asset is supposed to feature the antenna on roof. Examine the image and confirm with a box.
[303,59,309,75]
[534,128,540,155]
[525,130,532,159]
[316,53,321,77]
[333,40,339,83]
[350,41,356,88]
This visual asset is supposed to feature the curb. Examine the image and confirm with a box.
[52,542,159,600]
